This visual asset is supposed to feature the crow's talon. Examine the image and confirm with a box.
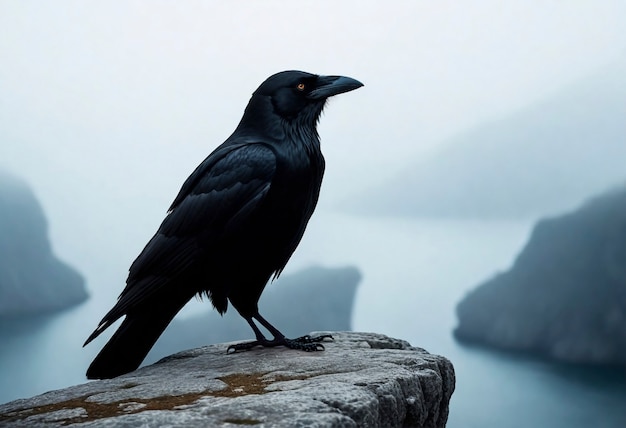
[284,339,325,352]
[227,334,331,354]
[293,334,333,344]
[307,343,324,351]
[227,341,261,353]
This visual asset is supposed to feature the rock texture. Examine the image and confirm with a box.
[0,171,87,316]
[147,265,361,364]
[455,187,626,364]
[0,332,455,427]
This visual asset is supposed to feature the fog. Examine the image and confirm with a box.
[2,2,625,239]
[2,1,626,424]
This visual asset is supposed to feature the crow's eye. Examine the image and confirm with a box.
[296,83,306,91]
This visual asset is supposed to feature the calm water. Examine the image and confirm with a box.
[1,212,625,427]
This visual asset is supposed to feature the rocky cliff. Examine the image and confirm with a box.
[455,186,626,364]
[0,171,87,316]
[0,332,455,427]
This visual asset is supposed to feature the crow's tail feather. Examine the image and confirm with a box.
[86,296,189,380]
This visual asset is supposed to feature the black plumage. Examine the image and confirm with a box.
[83,70,363,379]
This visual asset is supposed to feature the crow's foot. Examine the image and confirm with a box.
[227,334,333,354]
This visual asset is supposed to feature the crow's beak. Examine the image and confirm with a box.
[308,75,364,100]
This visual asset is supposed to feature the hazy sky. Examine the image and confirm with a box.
[1,1,626,296]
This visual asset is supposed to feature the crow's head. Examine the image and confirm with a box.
[239,71,362,130]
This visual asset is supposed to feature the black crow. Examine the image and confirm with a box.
[84,71,363,379]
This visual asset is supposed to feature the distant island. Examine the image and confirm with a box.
[346,61,626,219]
[454,186,626,365]
[0,170,87,317]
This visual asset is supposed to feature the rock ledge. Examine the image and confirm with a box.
[0,332,455,427]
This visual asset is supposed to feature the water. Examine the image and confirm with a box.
[1,212,625,427]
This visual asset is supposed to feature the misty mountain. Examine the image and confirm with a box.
[0,171,87,316]
[347,62,626,219]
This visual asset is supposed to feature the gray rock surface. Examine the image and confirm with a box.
[0,170,87,316]
[0,332,455,427]
[454,187,626,364]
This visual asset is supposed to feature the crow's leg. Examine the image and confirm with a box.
[254,313,334,347]
[227,312,333,354]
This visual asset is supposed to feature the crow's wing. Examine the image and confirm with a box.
[84,143,277,344]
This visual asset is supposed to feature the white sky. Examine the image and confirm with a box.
[1,0,625,291]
